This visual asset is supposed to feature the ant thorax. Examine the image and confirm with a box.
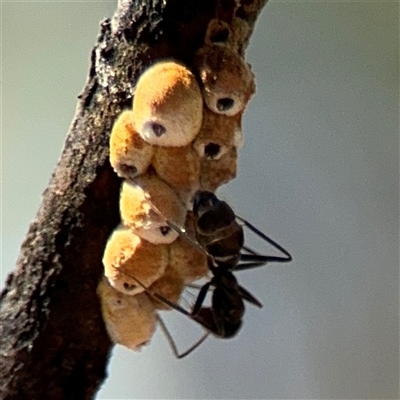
[194,198,244,269]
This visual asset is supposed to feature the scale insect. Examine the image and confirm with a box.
[129,190,292,358]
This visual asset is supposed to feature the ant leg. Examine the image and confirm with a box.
[235,258,270,270]
[120,268,194,317]
[156,314,210,358]
[124,271,217,329]
[186,283,204,290]
[239,254,288,264]
[235,257,288,272]
[121,271,221,339]
[156,314,181,357]
[238,284,262,308]
[236,214,292,262]
[191,281,211,316]
[238,246,272,269]
[242,245,260,255]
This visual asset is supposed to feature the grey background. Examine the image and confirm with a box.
[2,2,399,399]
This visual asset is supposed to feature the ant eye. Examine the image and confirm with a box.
[217,98,234,112]
[147,122,166,137]
[160,226,171,236]
[123,282,137,291]
[204,143,221,159]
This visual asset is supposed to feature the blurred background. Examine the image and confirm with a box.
[2,1,398,399]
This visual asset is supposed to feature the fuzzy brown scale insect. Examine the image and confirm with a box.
[102,225,169,296]
[97,278,157,351]
[199,146,238,193]
[109,110,154,181]
[105,212,209,308]
[152,144,201,206]
[119,173,187,245]
[194,43,255,117]
[193,109,242,161]
[132,61,203,147]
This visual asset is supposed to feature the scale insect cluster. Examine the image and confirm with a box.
[98,15,291,357]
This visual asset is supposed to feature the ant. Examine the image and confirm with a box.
[131,190,292,358]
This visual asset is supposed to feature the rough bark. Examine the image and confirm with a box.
[0,0,267,399]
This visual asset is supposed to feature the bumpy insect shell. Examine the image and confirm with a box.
[148,212,209,310]
[204,18,252,54]
[194,44,256,117]
[169,212,209,284]
[103,225,169,296]
[119,174,187,244]
[148,264,185,311]
[191,108,241,192]
[193,108,243,161]
[200,146,238,192]
[133,61,203,147]
[109,110,154,181]
[152,144,201,207]
[97,278,157,351]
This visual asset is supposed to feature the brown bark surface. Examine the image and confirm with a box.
[0,1,267,399]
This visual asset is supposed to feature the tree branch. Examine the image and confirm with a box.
[0,1,267,398]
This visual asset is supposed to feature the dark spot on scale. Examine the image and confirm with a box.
[160,226,171,236]
[120,164,137,176]
[123,282,136,291]
[209,28,230,43]
[217,98,234,112]
[151,123,166,137]
[204,143,221,159]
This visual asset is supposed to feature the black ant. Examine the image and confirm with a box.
[130,190,292,358]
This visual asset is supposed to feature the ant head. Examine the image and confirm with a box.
[192,190,218,217]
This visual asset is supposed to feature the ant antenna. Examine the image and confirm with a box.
[144,193,208,256]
